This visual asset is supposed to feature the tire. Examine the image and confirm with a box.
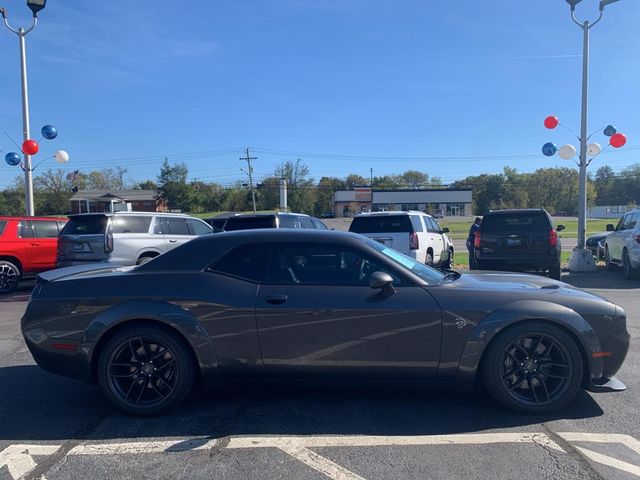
[136,256,154,265]
[622,250,639,280]
[481,321,583,414]
[97,325,196,416]
[442,248,454,269]
[605,247,616,271]
[425,251,434,267]
[0,260,21,294]
[549,261,561,280]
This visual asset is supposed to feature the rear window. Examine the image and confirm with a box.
[481,213,550,232]
[0,220,7,236]
[111,216,152,234]
[225,216,276,231]
[349,215,413,234]
[60,215,108,235]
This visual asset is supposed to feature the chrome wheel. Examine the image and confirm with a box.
[499,333,572,407]
[0,262,20,293]
[107,336,179,409]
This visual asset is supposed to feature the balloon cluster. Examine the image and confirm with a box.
[4,125,69,167]
[541,116,627,159]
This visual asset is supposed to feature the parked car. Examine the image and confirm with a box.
[203,212,239,231]
[223,212,328,231]
[0,216,67,293]
[433,209,445,219]
[57,212,213,267]
[23,229,628,415]
[604,208,640,279]
[349,211,454,268]
[586,232,610,260]
[320,211,335,218]
[473,209,564,279]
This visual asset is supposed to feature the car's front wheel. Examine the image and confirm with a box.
[622,250,639,280]
[0,260,21,294]
[549,261,561,280]
[481,322,583,414]
[97,325,196,415]
[605,247,616,271]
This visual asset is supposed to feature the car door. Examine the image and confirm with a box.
[620,212,640,259]
[256,242,442,379]
[425,217,445,264]
[609,214,628,261]
[154,216,192,251]
[23,220,60,271]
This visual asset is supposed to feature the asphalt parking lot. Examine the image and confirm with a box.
[1,270,639,480]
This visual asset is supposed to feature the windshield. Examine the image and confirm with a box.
[366,238,446,284]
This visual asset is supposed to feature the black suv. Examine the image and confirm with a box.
[223,213,328,231]
[473,209,564,279]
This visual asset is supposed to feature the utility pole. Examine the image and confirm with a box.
[370,168,374,186]
[240,148,257,213]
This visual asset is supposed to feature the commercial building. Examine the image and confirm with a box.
[333,187,473,217]
[69,190,168,214]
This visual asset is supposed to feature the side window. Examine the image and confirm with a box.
[623,212,639,230]
[0,220,7,236]
[188,219,213,236]
[426,217,440,233]
[299,217,314,229]
[209,244,269,282]
[265,243,400,286]
[617,214,629,231]
[409,215,424,232]
[313,219,329,230]
[166,217,189,235]
[278,216,298,229]
[17,221,34,238]
[111,216,152,234]
[153,218,168,234]
[32,220,60,238]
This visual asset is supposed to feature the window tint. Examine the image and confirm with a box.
[60,215,108,235]
[313,219,328,230]
[277,216,298,228]
[188,219,213,235]
[349,215,413,233]
[32,220,60,238]
[615,215,625,231]
[17,221,33,238]
[480,213,549,232]
[210,244,269,282]
[111,216,152,234]
[224,216,276,231]
[266,243,399,286]
[0,220,6,236]
[165,217,189,235]
[56,221,67,232]
[425,217,440,233]
[409,215,424,232]
[299,217,314,229]
[622,212,639,230]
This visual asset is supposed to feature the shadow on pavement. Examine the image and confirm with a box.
[0,280,35,302]
[0,365,604,442]
[562,267,639,290]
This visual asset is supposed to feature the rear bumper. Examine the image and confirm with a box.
[474,253,559,270]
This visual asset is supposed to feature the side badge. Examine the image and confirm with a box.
[455,318,467,329]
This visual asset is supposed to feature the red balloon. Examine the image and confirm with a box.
[22,139,39,155]
[544,116,559,129]
[610,133,627,148]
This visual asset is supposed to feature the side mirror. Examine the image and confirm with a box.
[606,224,615,232]
[369,271,395,294]
[556,224,565,232]
[440,227,450,233]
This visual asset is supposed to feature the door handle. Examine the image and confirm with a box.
[169,239,178,243]
[265,294,288,305]
[31,243,40,247]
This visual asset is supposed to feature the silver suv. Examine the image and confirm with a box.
[57,212,213,267]
[604,208,640,279]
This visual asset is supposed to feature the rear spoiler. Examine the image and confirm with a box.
[37,263,135,284]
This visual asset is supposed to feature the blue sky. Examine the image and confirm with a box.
[0,0,638,188]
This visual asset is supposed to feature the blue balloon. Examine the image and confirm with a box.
[542,142,557,157]
[5,152,21,166]
[603,125,617,137]
[41,124,58,140]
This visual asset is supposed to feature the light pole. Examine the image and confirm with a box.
[564,0,620,266]
[1,0,47,216]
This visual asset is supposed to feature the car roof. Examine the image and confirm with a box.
[355,210,428,217]
[67,212,197,219]
[0,216,67,221]
[484,209,549,215]
[230,212,310,218]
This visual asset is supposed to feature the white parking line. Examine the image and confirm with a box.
[0,444,58,480]
[576,446,640,477]
[279,445,366,480]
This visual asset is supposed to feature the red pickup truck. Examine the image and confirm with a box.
[0,216,67,293]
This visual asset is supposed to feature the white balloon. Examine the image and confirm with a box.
[587,143,602,156]
[558,144,577,160]
[54,150,69,163]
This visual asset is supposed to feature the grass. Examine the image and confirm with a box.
[441,218,611,240]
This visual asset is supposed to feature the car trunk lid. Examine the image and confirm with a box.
[479,212,552,256]
[349,215,414,254]
[57,214,110,263]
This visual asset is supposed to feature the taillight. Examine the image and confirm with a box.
[105,224,114,253]
[474,231,481,249]
[549,229,558,248]
[634,234,640,245]
[410,232,419,250]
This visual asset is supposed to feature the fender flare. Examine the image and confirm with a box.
[456,299,603,388]
[79,299,218,382]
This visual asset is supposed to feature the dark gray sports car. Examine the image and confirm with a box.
[22,230,629,415]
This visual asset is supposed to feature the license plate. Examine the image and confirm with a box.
[506,238,521,247]
[73,243,85,251]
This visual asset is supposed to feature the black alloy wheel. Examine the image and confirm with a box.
[98,326,195,415]
[482,322,583,414]
[0,261,21,294]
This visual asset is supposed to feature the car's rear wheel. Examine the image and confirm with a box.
[622,250,638,280]
[136,255,154,265]
[442,248,454,269]
[549,261,561,280]
[0,261,21,294]
[97,325,195,415]
[605,247,616,271]
[425,251,434,267]
[481,322,583,414]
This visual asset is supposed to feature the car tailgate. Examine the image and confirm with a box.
[57,234,108,263]
[357,232,410,253]
[480,214,551,256]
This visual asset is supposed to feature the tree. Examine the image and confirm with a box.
[400,170,429,188]
[345,174,368,189]
[34,169,73,215]
[274,160,315,213]
[256,177,281,211]
[157,158,194,212]
[134,180,158,190]
[314,176,346,215]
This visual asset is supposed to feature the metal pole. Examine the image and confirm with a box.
[18,28,34,216]
[577,21,589,249]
